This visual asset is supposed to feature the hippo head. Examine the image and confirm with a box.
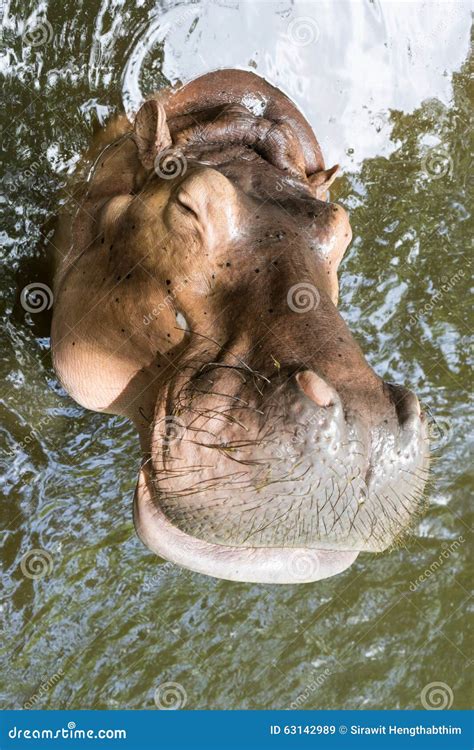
[52,70,429,583]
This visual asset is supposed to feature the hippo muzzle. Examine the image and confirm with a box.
[51,70,429,583]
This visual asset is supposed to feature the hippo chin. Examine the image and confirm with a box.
[51,69,429,584]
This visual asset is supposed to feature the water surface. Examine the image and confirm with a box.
[1,0,472,710]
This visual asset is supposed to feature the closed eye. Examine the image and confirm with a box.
[176,189,199,219]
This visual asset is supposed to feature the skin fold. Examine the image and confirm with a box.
[51,69,429,583]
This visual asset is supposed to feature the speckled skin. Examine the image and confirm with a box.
[51,70,429,583]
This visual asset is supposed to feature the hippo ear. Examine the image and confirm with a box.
[133,99,172,170]
[308,164,340,199]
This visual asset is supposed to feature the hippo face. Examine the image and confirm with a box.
[52,70,429,583]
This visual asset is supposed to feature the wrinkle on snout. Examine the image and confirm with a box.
[149,364,428,554]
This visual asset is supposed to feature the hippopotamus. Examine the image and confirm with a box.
[51,69,429,583]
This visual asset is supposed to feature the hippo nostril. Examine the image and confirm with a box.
[386,383,421,426]
[295,370,335,407]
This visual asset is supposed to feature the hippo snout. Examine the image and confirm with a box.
[145,363,428,560]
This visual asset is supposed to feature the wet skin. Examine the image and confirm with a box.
[51,70,429,583]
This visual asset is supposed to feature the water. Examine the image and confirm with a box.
[1,0,472,710]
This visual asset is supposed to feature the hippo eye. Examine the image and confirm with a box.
[176,190,198,219]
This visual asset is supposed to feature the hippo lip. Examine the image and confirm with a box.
[133,465,359,584]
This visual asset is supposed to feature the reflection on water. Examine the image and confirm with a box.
[1,0,472,710]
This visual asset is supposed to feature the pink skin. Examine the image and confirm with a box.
[52,70,429,583]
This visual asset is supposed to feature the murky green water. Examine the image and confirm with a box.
[1,1,472,711]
